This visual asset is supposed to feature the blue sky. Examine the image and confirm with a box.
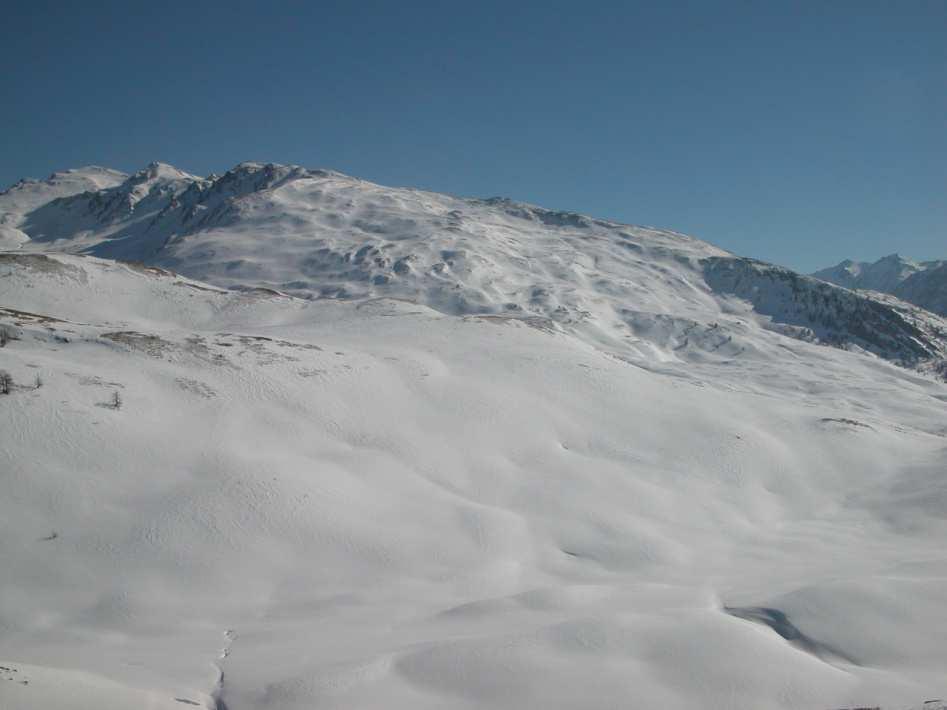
[1,0,944,272]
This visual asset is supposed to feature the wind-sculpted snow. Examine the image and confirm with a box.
[3,161,946,377]
[1,254,946,710]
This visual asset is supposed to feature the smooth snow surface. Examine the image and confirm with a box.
[1,253,946,710]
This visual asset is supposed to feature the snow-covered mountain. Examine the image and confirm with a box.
[0,166,126,249]
[2,164,947,710]
[894,262,947,319]
[3,162,946,377]
[814,254,947,317]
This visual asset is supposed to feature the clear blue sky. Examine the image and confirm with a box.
[1,0,944,272]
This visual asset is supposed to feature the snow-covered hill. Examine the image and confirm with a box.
[2,166,947,710]
[814,254,947,318]
[0,166,126,250]
[2,251,946,710]
[3,162,946,376]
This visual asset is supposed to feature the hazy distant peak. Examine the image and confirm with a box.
[813,252,947,317]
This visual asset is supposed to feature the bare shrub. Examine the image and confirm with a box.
[0,325,18,347]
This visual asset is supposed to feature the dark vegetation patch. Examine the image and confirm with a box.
[0,306,70,325]
[176,377,216,398]
[101,331,171,357]
[820,417,874,430]
[68,373,125,388]
[175,280,225,293]
[119,260,176,278]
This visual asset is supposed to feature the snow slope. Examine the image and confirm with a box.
[894,262,947,319]
[3,162,947,376]
[1,252,947,710]
[0,167,127,250]
[814,254,947,318]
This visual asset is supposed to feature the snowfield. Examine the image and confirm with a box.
[1,166,947,710]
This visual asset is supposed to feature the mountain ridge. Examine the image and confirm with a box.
[3,161,946,379]
[813,253,947,318]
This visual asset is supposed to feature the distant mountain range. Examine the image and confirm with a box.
[813,254,947,317]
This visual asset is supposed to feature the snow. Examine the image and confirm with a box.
[814,254,947,317]
[0,167,127,223]
[0,661,212,710]
[1,167,947,709]
[4,162,946,373]
[813,254,929,293]
[0,226,29,250]
[895,262,947,319]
